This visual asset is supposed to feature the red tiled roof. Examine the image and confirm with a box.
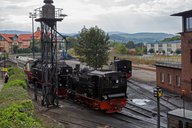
[0,34,13,42]
[6,34,16,38]
[18,34,32,43]
[18,29,41,43]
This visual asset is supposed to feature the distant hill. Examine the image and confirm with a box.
[161,35,181,42]
[0,30,175,44]
[108,32,175,43]
[0,30,30,35]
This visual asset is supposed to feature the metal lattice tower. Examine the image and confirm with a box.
[35,0,64,107]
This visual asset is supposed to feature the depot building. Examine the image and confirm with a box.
[156,9,192,98]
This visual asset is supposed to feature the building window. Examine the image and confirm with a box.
[167,44,172,48]
[191,79,192,91]
[176,75,180,87]
[160,73,164,83]
[168,74,172,85]
[186,17,192,31]
[167,48,172,52]
[179,120,183,128]
[191,49,192,63]
[0,36,5,41]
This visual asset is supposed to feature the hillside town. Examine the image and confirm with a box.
[0,28,41,53]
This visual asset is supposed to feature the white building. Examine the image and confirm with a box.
[147,40,181,55]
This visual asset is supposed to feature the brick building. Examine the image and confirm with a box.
[156,9,192,98]
[156,62,182,94]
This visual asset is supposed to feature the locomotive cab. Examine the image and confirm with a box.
[88,71,127,101]
[111,59,132,79]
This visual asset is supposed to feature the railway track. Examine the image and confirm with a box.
[28,85,113,128]
[127,80,179,111]
[125,102,156,118]
[112,112,159,128]
[125,102,167,127]
[28,84,165,128]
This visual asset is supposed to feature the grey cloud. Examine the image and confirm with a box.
[0,0,191,34]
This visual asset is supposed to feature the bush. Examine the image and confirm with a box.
[4,79,28,89]
[0,101,41,128]
[7,67,28,86]
[8,67,24,76]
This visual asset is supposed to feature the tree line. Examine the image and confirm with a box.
[110,41,147,55]
[13,26,180,69]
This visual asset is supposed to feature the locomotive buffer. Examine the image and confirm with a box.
[34,0,65,107]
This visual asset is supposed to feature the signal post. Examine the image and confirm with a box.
[154,86,163,128]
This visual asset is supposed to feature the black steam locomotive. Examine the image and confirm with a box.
[19,57,130,113]
[110,59,132,79]
[31,59,73,97]
[69,70,127,113]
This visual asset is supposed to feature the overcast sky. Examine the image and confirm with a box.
[0,0,192,34]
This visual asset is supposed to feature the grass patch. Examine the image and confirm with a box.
[0,68,42,128]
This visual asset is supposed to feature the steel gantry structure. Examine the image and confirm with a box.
[34,0,65,107]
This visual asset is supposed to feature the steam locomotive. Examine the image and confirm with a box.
[31,59,73,97]
[110,59,132,79]
[69,70,127,113]
[16,56,130,113]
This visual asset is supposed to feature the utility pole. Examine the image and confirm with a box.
[29,12,36,59]
[182,90,185,128]
[182,90,185,117]
[154,86,163,128]
[29,12,37,101]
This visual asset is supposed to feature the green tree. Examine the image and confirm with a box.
[115,43,127,54]
[148,48,155,54]
[66,37,78,49]
[175,48,181,54]
[17,48,31,53]
[162,36,180,42]
[134,42,145,55]
[162,50,165,55]
[125,41,135,49]
[75,26,110,69]
[109,42,120,47]
[143,47,147,54]
[13,45,19,54]
[135,42,144,48]
[30,40,41,53]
